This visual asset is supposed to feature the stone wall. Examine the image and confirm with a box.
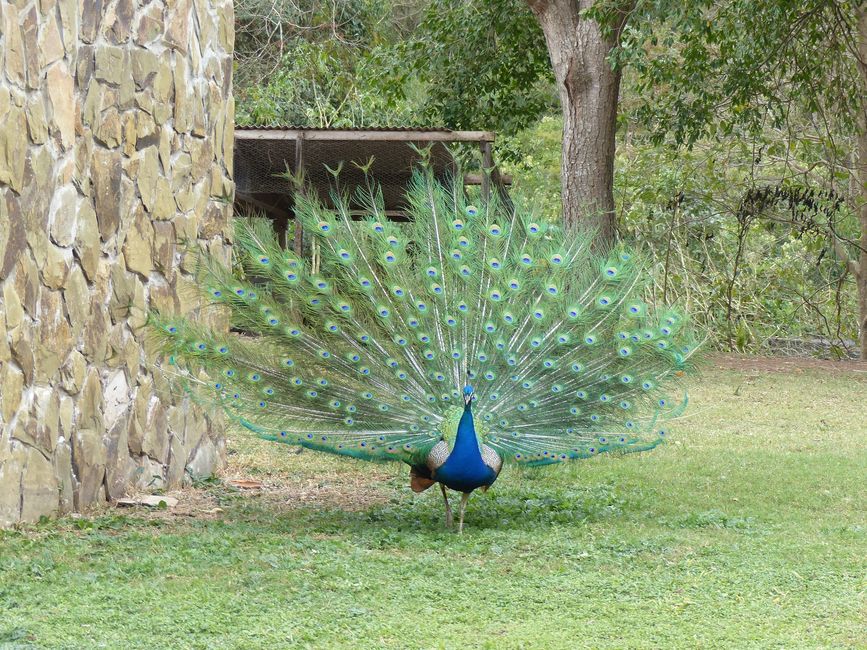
[0,0,234,526]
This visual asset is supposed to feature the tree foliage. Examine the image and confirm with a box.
[618,0,860,145]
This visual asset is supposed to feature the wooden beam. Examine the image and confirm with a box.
[481,141,493,203]
[293,134,304,255]
[236,129,497,143]
[234,193,287,220]
[464,172,512,186]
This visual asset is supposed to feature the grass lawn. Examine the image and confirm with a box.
[1,356,865,649]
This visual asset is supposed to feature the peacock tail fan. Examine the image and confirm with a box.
[150,169,700,469]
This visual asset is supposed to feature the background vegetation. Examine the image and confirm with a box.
[231,0,864,355]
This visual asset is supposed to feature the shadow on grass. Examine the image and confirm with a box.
[201,480,636,540]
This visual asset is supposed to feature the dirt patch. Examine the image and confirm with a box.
[709,353,867,375]
[217,466,396,513]
[101,463,396,525]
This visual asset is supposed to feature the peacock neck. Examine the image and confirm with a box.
[453,403,482,460]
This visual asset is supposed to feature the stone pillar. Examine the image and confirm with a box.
[0,0,234,526]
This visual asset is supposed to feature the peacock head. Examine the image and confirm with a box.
[463,385,474,408]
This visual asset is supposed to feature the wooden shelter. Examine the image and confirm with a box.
[233,127,510,251]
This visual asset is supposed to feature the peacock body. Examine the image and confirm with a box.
[154,171,697,530]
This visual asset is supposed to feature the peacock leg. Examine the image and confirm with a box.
[458,492,470,534]
[440,483,453,528]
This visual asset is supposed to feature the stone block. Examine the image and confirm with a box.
[0,103,27,192]
[59,349,86,394]
[38,11,65,67]
[136,145,160,211]
[153,177,175,219]
[94,106,122,148]
[2,282,25,331]
[165,0,191,53]
[21,6,41,90]
[131,48,160,88]
[122,205,155,277]
[103,0,134,44]
[63,265,88,342]
[134,2,165,46]
[0,363,24,422]
[186,434,218,480]
[53,439,74,513]
[105,415,134,499]
[74,199,100,281]
[40,243,70,289]
[1,193,28,280]
[152,221,176,275]
[94,44,127,85]
[25,94,49,144]
[20,447,59,522]
[71,427,106,508]
[0,446,24,526]
[36,288,73,382]
[46,62,75,150]
[3,4,26,86]
[90,148,122,240]
[30,385,60,452]
[49,185,78,246]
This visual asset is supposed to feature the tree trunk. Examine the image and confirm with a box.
[855,5,867,360]
[526,0,631,248]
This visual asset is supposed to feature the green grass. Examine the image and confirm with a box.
[2,361,866,649]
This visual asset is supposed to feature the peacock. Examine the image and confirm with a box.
[153,170,698,532]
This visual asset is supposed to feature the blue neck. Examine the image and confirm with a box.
[454,403,482,460]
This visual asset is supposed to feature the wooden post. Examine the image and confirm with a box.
[481,141,493,204]
[293,134,305,255]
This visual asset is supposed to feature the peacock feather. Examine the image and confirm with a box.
[152,170,699,529]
